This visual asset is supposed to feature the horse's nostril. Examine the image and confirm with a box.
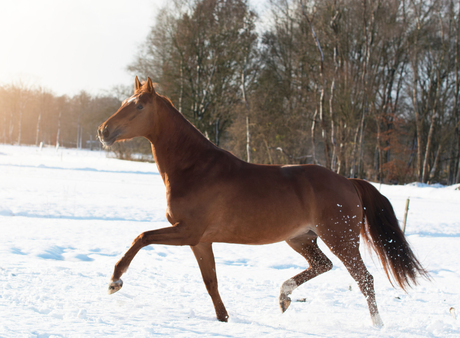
[102,125,110,138]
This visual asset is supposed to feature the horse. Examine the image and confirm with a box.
[97,77,429,326]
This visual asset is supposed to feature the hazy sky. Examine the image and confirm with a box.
[0,0,163,96]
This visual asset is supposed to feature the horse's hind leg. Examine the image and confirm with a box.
[279,232,333,313]
[191,242,229,322]
[323,237,383,327]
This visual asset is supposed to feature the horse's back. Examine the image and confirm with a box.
[199,161,362,245]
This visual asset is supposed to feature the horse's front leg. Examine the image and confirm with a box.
[108,224,200,294]
[191,242,228,322]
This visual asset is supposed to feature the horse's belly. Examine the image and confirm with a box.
[200,198,314,245]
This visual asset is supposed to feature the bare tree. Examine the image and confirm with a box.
[301,0,331,167]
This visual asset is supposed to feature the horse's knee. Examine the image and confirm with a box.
[133,232,146,245]
[312,255,333,274]
[321,257,333,273]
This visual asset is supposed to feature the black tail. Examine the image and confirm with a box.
[350,179,430,290]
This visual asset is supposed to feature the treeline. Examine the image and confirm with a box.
[2,0,460,185]
[129,0,460,184]
[0,83,152,159]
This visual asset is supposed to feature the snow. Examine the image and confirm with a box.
[0,144,459,337]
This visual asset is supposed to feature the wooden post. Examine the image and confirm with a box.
[402,198,410,233]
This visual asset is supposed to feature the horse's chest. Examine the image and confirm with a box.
[165,194,210,224]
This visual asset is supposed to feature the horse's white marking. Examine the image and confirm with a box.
[108,279,123,295]
[450,307,456,320]
[122,95,138,106]
[371,313,384,327]
[110,279,123,285]
[281,278,297,296]
[127,95,137,104]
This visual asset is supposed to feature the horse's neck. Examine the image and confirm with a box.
[147,96,217,183]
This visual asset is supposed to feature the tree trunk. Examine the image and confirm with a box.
[319,82,331,168]
[17,108,23,146]
[17,99,26,146]
[311,107,318,164]
[447,130,456,184]
[77,111,81,149]
[246,115,251,163]
[376,118,383,181]
[215,119,219,146]
[336,120,347,176]
[357,108,366,178]
[456,148,460,183]
[56,109,62,148]
[242,57,251,163]
[263,138,273,164]
[35,113,41,146]
[329,77,337,171]
[449,3,460,184]
[179,59,184,113]
[301,0,330,167]
[455,131,460,183]
[410,2,424,181]
[8,109,14,144]
[413,94,424,181]
[1,114,6,143]
[80,126,83,149]
[422,8,446,183]
[422,100,438,183]
[357,0,374,179]
[350,124,360,178]
[429,143,442,182]
[329,3,340,172]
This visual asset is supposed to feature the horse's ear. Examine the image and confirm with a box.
[134,76,141,91]
[145,77,155,94]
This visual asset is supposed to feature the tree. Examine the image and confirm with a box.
[128,0,258,146]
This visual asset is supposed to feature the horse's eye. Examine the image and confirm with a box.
[137,105,144,110]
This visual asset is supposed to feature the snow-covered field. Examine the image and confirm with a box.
[0,144,459,338]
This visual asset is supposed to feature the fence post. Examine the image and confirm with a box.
[402,198,410,233]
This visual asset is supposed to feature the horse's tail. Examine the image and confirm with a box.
[350,178,430,290]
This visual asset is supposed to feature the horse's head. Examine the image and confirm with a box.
[98,77,156,147]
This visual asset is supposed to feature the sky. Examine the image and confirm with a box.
[0,0,269,98]
[0,0,163,97]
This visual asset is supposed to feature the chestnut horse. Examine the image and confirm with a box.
[98,77,428,326]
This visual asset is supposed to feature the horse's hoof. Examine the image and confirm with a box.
[371,314,384,327]
[108,279,123,295]
[279,278,296,313]
[217,313,229,322]
[279,295,291,313]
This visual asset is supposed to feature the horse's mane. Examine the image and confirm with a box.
[150,88,213,148]
[157,93,175,108]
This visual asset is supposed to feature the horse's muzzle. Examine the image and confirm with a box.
[97,124,119,147]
